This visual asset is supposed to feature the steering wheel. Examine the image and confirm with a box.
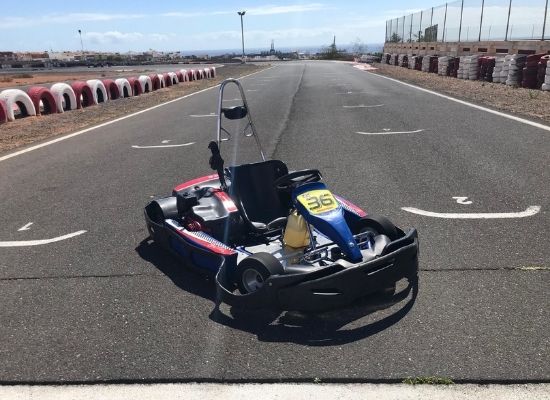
[273,169,322,191]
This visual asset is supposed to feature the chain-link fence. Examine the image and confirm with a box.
[385,0,549,43]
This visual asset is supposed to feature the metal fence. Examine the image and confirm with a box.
[385,0,550,43]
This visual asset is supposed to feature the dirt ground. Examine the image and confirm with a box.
[0,64,267,154]
[370,63,550,124]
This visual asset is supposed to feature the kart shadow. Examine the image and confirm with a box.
[209,278,418,346]
[136,238,418,347]
[135,238,217,302]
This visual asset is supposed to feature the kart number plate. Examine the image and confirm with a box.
[297,190,338,215]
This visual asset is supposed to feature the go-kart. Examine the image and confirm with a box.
[144,78,419,312]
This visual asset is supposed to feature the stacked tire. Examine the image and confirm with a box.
[479,57,495,82]
[492,57,505,83]
[506,54,526,86]
[521,54,543,89]
[542,58,550,91]
[438,56,449,76]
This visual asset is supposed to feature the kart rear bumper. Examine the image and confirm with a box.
[215,229,419,312]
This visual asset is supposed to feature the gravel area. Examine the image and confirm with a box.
[370,63,550,124]
[0,64,267,154]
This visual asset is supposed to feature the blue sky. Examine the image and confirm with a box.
[0,1,434,52]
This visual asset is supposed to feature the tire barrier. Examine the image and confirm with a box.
[27,86,58,116]
[115,78,133,98]
[167,72,179,84]
[479,57,495,82]
[421,56,430,72]
[506,54,526,86]
[0,65,217,124]
[157,74,166,88]
[127,77,143,96]
[71,81,95,108]
[179,69,189,82]
[437,56,449,76]
[0,89,36,121]
[162,73,173,87]
[149,74,161,91]
[536,55,549,89]
[0,99,7,124]
[522,54,544,89]
[50,83,77,112]
[543,60,550,90]
[87,79,108,103]
[139,75,153,92]
[101,79,120,100]
[492,57,505,83]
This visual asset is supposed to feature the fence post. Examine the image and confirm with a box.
[458,0,464,42]
[542,0,548,40]
[409,13,413,42]
[402,16,406,43]
[443,3,448,42]
[478,0,485,41]
[419,10,423,41]
[505,0,512,41]
[389,19,392,42]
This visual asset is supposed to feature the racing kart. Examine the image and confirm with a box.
[144,78,419,312]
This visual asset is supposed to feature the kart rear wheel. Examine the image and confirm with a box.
[353,215,399,241]
[236,253,284,294]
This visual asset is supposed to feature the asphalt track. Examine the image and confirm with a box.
[0,61,548,383]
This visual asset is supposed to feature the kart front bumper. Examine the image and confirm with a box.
[215,229,419,312]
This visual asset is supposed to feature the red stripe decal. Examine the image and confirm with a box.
[213,191,238,212]
[335,195,367,217]
[174,229,236,256]
[173,173,219,192]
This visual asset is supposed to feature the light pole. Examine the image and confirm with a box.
[238,11,246,63]
[78,29,84,59]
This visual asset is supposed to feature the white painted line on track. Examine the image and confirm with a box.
[401,205,541,219]
[357,129,425,135]
[189,113,216,117]
[18,222,33,231]
[367,71,550,133]
[0,66,274,163]
[246,89,258,92]
[453,196,473,204]
[343,104,384,109]
[223,98,241,102]
[0,230,87,247]
[132,142,195,149]
[336,91,370,95]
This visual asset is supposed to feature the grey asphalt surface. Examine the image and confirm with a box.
[0,61,548,383]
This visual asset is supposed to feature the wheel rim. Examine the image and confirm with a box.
[241,268,264,293]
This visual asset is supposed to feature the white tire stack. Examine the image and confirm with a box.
[492,57,504,83]
[438,56,449,76]
[466,55,480,80]
[421,56,430,72]
[506,54,526,86]
[543,62,550,91]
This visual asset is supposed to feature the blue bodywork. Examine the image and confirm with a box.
[292,182,363,262]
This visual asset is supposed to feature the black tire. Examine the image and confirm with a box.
[352,215,399,241]
[236,252,284,294]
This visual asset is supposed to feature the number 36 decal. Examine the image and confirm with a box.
[297,190,339,215]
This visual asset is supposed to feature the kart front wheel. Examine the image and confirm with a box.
[353,215,399,241]
[236,253,284,294]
